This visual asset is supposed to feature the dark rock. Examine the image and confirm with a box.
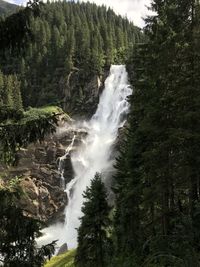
[0,121,81,222]
[60,154,74,185]
[57,243,68,255]
[13,119,90,222]
[62,70,106,116]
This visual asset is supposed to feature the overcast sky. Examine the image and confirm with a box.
[81,0,152,27]
[9,0,153,28]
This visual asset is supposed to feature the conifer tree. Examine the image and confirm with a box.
[12,75,23,110]
[0,180,56,267]
[0,1,143,109]
[0,70,4,106]
[113,0,200,265]
[75,173,112,267]
[4,75,13,108]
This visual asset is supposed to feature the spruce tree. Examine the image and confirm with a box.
[75,173,112,267]
[113,0,200,265]
[4,75,13,108]
[12,75,23,110]
[0,70,4,106]
[0,179,56,267]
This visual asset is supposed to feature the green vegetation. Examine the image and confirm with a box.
[1,0,200,266]
[75,173,112,267]
[0,179,56,266]
[113,0,200,266]
[0,0,18,16]
[0,0,40,52]
[44,250,75,267]
[22,106,63,121]
[0,71,23,111]
[0,105,62,164]
[0,0,144,111]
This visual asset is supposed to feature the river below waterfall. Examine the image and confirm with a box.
[37,65,132,250]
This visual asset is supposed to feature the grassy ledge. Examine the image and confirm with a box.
[22,106,64,122]
[44,250,76,267]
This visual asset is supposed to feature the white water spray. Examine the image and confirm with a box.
[65,65,131,248]
[37,65,131,249]
[58,135,76,188]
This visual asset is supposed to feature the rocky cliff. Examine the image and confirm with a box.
[0,69,127,223]
[61,69,108,116]
[1,118,87,223]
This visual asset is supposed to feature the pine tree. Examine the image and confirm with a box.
[12,75,23,110]
[0,70,4,106]
[0,1,142,109]
[4,75,13,108]
[75,173,112,267]
[113,0,200,265]
[0,179,56,267]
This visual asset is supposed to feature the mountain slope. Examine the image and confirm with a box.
[0,0,18,16]
[0,1,144,114]
[44,250,75,267]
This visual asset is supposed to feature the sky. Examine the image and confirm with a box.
[8,0,153,28]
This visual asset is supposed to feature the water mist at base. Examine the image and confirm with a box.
[37,65,132,250]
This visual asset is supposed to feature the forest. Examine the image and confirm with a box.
[0,0,200,266]
[0,0,143,109]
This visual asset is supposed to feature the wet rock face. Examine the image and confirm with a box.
[7,144,68,222]
[59,154,74,185]
[62,69,109,117]
[20,176,67,222]
[3,122,86,223]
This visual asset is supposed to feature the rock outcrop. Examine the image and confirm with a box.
[2,120,87,223]
[62,69,109,116]
[57,243,68,255]
[0,68,128,224]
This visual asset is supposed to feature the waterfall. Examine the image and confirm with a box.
[58,134,76,188]
[65,65,132,248]
[37,65,132,250]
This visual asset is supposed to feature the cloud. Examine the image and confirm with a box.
[6,0,26,5]
[80,0,153,27]
[9,0,153,27]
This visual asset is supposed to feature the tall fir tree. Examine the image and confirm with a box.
[12,75,23,110]
[75,173,112,267]
[113,0,200,266]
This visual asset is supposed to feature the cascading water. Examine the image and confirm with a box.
[37,65,132,249]
[58,134,76,188]
[65,65,132,248]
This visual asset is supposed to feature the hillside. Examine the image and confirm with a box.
[44,250,75,267]
[0,0,18,16]
[1,0,199,266]
[0,1,144,115]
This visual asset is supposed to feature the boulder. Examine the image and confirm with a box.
[57,243,68,255]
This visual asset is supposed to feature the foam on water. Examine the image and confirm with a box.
[37,65,132,249]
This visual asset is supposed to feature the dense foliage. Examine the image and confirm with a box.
[113,0,200,266]
[0,1,143,110]
[0,106,61,164]
[0,0,41,52]
[75,173,112,267]
[0,179,56,266]
[45,250,76,267]
[0,0,18,16]
[0,71,23,110]
[1,0,200,266]
[0,2,61,267]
